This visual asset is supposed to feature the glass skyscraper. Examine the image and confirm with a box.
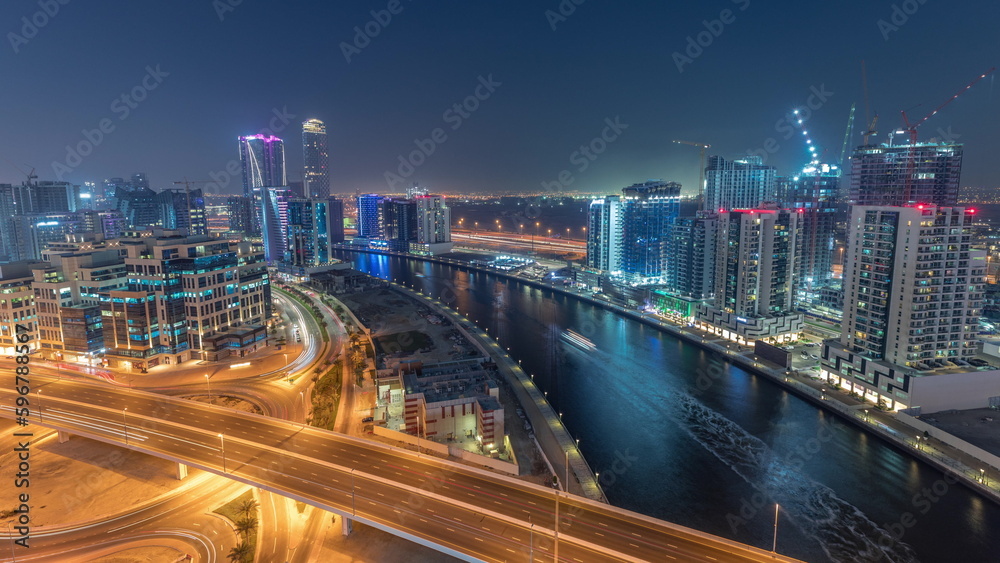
[302,119,330,199]
[239,135,286,196]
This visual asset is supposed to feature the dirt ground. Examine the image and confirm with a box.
[921,407,1000,456]
[0,422,197,528]
[338,287,479,366]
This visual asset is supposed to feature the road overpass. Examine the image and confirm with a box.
[2,379,803,563]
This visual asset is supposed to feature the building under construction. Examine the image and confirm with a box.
[849,138,963,207]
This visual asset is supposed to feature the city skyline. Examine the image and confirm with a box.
[2,1,999,195]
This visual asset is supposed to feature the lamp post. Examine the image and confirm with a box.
[554,490,560,563]
[36,390,42,423]
[564,449,569,493]
[529,519,534,562]
[122,408,128,446]
[416,416,422,456]
[772,503,780,552]
[218,433,226,473]
[7,521,15,563]
[300,391,306,430]
[351,468,356,515]
[205,374,212,403]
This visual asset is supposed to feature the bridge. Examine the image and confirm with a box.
[2,378,803,562]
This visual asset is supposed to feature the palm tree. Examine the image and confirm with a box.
[236,498,258,518]
[227,542,251,562]
[235,516,257,537]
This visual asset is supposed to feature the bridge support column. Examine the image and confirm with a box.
[341,515,353,536]
[176,463,188,480]
[57,431,70,443]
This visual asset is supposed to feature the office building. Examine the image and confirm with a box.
[102,230,271,369]
[32,235,128,363]
[239,135,286,196]
[379,198,419,251]
[115,184,160,229]
[849,139,962,207]
[704,155,776,211]
[356,194,383,239]
[155,188,207,236]
[822,205,990,412]
[225,195,257,236]
[259,187,292,264]
[0,261,40,356]
[586,195,622,272]
[696,207,802,343]
[618,181,681,285]
[303,119,330,199]
[286,197,345,268]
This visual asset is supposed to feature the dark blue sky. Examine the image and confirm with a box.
[2,0,998,196]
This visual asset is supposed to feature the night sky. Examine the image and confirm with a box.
[3,0,998,196]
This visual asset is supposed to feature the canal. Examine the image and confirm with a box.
[337,250,999,563]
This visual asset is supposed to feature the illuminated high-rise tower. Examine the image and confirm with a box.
[302,119,330,199]
[239,135,286,196]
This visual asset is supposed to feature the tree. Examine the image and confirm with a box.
[227,542,251,562]
[235,516,258,536]
[237,497,259,519]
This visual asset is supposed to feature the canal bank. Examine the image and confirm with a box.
[333,246,1000,509]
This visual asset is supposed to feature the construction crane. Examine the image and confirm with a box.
[838,103,856,168]
[672,140,711,204]
[900,67,996,146]
[861,61,879,146]
[898,67,995,202]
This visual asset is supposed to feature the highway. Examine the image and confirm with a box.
[1,379,802,563]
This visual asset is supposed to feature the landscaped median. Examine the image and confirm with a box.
[214,489,259,563]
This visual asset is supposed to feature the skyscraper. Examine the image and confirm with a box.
[259,187,291,264]
[704,155,776,211]
[696,206,802,343]
[665,211,718,300]
[225,195,256,236]
[302,119,330,199]
[586,195,622,272]
[356,194,383,238]
[239,135,286,196]
[413,195,452,254]
[379,198,419,251]
[849,139,963,207]
[618,180,681,284]
[156,188,207,236]
[286,197,343,267]
[822,204,986,411]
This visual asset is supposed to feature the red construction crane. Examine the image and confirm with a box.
[898,67,995,202]
[900,67,995,146]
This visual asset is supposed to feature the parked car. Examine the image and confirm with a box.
[361,416,374,423]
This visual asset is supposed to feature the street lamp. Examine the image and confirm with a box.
[204,374,212,403]
[122,408,128,446]
[300,391,306,430]
[7,521,15,563]
[36,390,42,423]
[564,449,569,493]
[416,416,422,456]
[351,468,357,515]
[218,433,226,473]
[772,503,780,552]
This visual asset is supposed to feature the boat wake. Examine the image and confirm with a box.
[671,392,919,563]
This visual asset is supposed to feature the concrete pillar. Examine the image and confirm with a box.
[176,463,188,480]
[341,515,353,536]
[57,431,70,443]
